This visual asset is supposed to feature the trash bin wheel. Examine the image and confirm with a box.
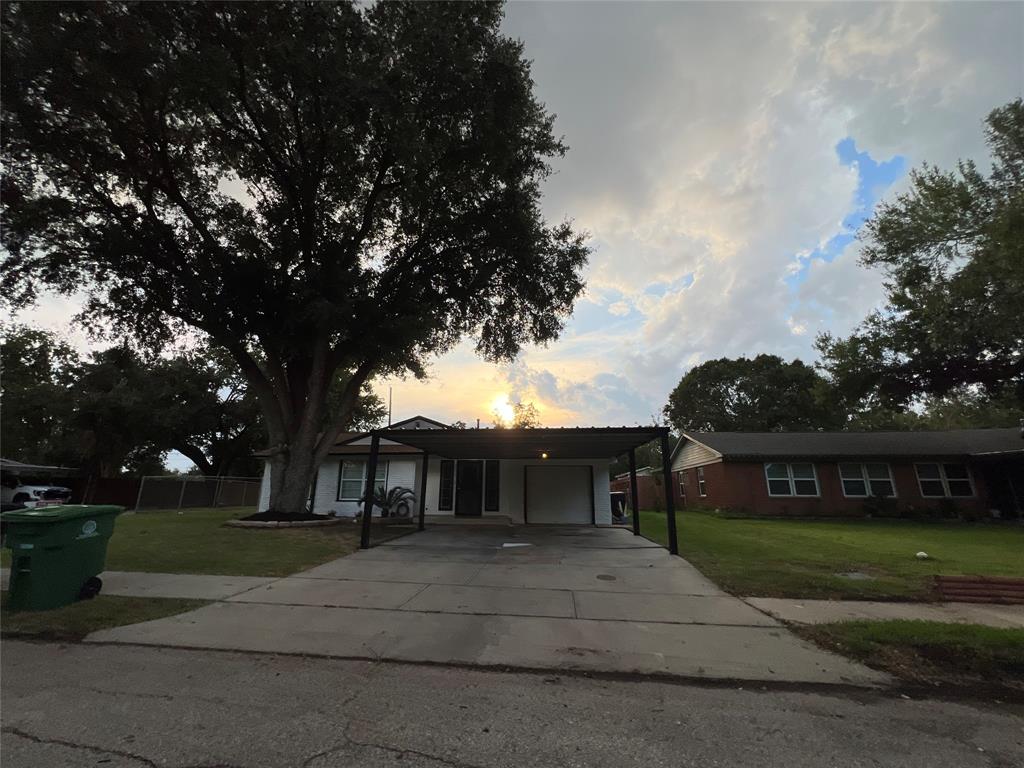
[79,576,103,601]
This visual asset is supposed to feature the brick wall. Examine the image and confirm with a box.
[674,459,992,517]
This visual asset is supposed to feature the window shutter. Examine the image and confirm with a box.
[484,460,500,511]
[438,460,455,511]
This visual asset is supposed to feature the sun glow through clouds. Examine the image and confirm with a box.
[490,393,516,426]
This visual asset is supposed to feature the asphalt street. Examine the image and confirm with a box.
[2,641,1021,768]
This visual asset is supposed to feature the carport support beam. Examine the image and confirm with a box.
[660,433,679,555]
[628,449,640,536]
[418,451,429,531]
[360,432,381,549]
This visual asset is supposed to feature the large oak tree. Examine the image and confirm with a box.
[663,355,842,433]
[1,2,588,514]
[817,100,1024,416]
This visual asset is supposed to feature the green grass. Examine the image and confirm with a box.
[799,620,1024,689]
[1,595,206,641]
[640,509,1024,600]
[3,507,407,577]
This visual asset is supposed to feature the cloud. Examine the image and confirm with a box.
[607,301,631,317]
[13,2,1022,434]
[493,1,1022,420]
[499,359,656,426]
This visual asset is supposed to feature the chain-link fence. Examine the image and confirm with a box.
[134,475,262,511]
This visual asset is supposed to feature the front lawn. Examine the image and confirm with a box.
[2,507,409,577]
[1,595,206,642]
[798,620,1024,693]
[639,510,1024,600]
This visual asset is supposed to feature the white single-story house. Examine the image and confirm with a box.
[256,416,676,536]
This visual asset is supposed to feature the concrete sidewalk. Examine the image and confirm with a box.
[84,526,890,687]
[748,597,1024,628]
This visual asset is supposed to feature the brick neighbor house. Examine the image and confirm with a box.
[668,427,1024,519]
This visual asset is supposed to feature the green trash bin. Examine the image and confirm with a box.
[2,505,123,611]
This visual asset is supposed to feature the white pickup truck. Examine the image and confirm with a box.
[0,474,72,508]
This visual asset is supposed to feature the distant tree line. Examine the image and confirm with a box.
[1,325,385,478]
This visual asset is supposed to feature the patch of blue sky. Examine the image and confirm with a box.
[785,138,904,289]
[565,293,644,339]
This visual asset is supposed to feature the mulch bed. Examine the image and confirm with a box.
[226,511,346,529]
[239,511,326,522]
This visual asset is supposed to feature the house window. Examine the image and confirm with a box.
[838,463,896,498]
[678,471,686,499]
[484,460,500,511]
[764,462,819,497]
[438,460,455,511]
[337,459,388,501]
[696,467,707,497]
[915,463,974,498]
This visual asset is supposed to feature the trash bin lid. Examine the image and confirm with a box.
[0,505,124,523]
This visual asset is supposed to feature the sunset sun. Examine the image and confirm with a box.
[490,394,516,425]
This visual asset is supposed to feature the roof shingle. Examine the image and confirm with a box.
[681,428,1023,460]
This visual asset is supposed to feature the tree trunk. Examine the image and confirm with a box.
[223,336,374,518]
[266,446,320,515]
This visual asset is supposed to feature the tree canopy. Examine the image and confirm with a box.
[1,2,588,513]
[663,354,841,433]
[0,326,386,477]
[817,99,1024,415]
[0,326,82,469]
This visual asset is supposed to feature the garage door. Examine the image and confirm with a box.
[525,465,593,524]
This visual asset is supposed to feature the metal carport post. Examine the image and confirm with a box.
[418,450,429,531]
[660,433,679,555]
[359,432,381,550]
[628,448,641,536]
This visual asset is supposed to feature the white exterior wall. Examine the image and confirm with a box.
[423,456,443,516]
[257,462,271,511]
[311,457,421,517]
[259,452,612,525]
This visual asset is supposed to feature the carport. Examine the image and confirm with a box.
[357,426,680,554]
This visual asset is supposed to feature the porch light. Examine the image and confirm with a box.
[541,452,549,459]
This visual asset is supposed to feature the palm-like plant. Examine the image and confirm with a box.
[372,486,416,518]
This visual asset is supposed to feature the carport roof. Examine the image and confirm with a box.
[379,426,669,460]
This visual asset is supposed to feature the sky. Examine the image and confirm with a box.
[14,2,1024,466]
[376,1,1022,429]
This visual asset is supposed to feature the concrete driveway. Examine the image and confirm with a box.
[88,525,887,686]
